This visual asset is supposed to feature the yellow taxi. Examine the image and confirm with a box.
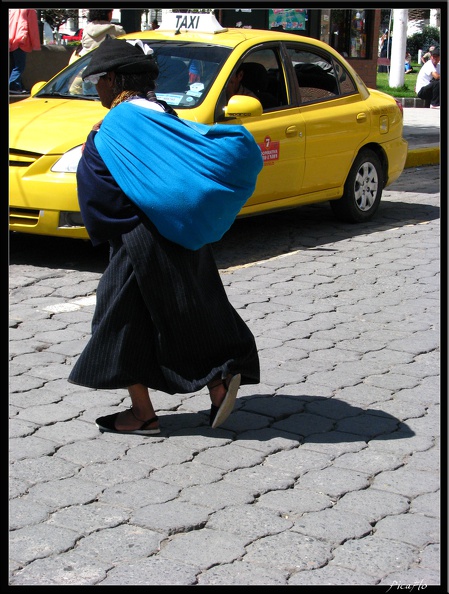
[9,12,407,240]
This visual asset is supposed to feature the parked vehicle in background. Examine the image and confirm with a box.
[9,12,407,240]
[61,28,83,42]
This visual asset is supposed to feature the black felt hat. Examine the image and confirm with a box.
[82,36,158,80]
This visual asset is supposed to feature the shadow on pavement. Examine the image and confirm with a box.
[9,197,439,274]
[157,394,415,442]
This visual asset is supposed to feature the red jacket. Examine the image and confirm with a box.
[9,9,41,52]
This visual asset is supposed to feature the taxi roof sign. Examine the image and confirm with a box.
[159,12,227,34]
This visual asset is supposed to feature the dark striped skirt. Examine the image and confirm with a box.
[68,220,260,394]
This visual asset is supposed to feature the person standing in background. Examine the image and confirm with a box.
[69,9,125,63]
[378,30,391,73]
[9,8,41,94]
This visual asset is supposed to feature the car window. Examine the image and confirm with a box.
[215,45,290,121]
[35,40,232,108]
[285,44,357,104]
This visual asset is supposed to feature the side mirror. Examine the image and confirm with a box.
[224,94,263,118]
[30,81,47,96]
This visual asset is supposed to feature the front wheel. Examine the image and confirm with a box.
[330,149,384,223]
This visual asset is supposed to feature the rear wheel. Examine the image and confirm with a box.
[330,149,383,223]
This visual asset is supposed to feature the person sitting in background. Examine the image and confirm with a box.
[404,52,414,74]
[421,46,435,64]
[415,47,440,109]
[69,9,125,64]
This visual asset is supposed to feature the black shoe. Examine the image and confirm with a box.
[96,411,160,435]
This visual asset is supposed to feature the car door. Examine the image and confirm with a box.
[284,43,371,196]
[216,45,307,211]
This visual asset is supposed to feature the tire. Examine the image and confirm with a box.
[330,149,384,223]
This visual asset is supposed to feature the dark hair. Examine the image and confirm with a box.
[431,48,440,56]
[88,10,113,22]
[111,71,157,98]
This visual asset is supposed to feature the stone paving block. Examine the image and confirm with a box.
[197,560,289,585]
[371,468,440,499]
[418,543,440,571]
[367,432,435,456]
[9,524,79,566]
[333,446,404,475]
[335,412,400,439]
[330,536,417,576]
[79,459,152,484]
[179,481,255,510]
[334,488,409,523]
[159,528,246,569]
[194,442,266,471]
[365,373,421,391]
[368,397,427,421]
[272,412,335,437]
[55,439,130,466]
[206,504,292,543]
[9,418,40,438]
[10,456,79,487]
[47,340,90,357]
[27,477,104,511]
[263,445,331,477]
[149,460,223,488]
[222,464,296,494]
[241,395,306,419]
[75,524,162,563]
[9,374,46,392]
[330,384,395,408]
[373,513,440,548]
[410,491,440,517]
[34,419,100,444]
[288,565,378,585]
[255,487,333,517]
[301,431,366,457]
[244,531,332,572]
[10,435,58,462]
[48,502,129,535]
[100,478,180,510]
[405,447,440,472]
[378,567,441,587]
[120,440,194,467]
[292,508,373,544]
[10,387,62,409]
[235,427,300,454]
[100,556,198,585]
[9,498,51,530]
[17,402,83,425]
[132,500,210,534]
[296,466,370,498]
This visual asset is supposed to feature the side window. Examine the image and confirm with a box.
[215,46,289,120]
[285,45,355,104]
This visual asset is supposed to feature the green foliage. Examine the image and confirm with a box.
[407,26,440,61]
[376,65,419,98]
[41,9,79,31]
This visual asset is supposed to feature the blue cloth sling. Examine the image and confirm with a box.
[94,102,263,250]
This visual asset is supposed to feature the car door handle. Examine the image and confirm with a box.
[357,113,367,123]
[285,125,298,136]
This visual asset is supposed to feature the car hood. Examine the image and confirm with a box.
[9,97,108,154]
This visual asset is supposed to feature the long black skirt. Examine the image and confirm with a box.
[68,220,260,394]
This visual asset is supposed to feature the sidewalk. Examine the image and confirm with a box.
[402,106,440,168]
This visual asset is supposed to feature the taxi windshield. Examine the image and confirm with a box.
[35,40,231,108]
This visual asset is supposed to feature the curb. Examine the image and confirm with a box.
[405,147,440,168]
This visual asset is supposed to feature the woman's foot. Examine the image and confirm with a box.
[96,407,160,435]
[208,374,241,428]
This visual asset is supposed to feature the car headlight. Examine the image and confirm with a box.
[51,145,83,173]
